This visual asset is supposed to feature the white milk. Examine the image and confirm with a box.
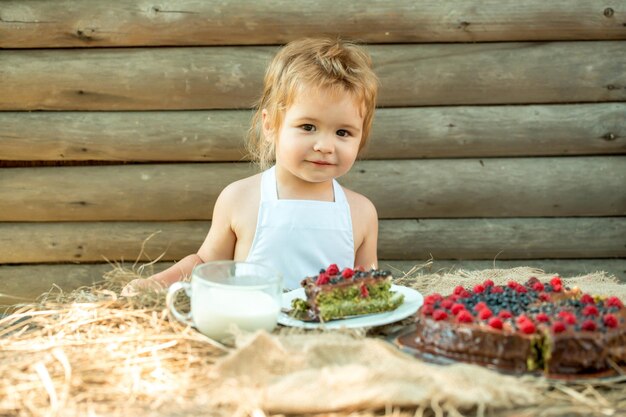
[192,284,280,341]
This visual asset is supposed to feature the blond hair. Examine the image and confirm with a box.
[247,38,379,169]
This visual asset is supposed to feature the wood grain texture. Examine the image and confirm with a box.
[1,158,624,221]
[1,103,624,161]
[1,258,624,306]
[1,218,623,264]
[1,42,625,110]
[1,0,624,48]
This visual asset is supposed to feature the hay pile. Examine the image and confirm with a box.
[1,264,625,417]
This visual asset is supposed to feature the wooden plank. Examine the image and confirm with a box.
[1,0,624,48]
[1,158,624,221]
[1,103,624,161]
[1,42,625,111]
[0,218,624,264]
[1,258,624,307]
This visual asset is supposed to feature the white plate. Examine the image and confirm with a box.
[278,285,423,329]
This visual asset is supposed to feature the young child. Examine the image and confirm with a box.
[122,37,379,293]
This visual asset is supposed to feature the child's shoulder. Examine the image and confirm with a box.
[218,172,262,205]
[341,186,377,217]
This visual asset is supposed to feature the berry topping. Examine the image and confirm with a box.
[550,276,562,286]
[424,293,442,305]
[488,317,503,329]
[557,311,577,325]
[490,286,504,294]
[451,303,466,315]
[535,313,550,323]
[453,285,465,295]
[315,273,330,285]
[580,294,594,304]
[341,268,354,279]
[432,309,448,321]
[516,315,531,325]
[538,292,551,301]
[581,320,597,331]
[479,308,493,320]
[582,305,599,317]
[326,264,340,276]
[441,298,454,310]
[473,301,488,312]
[603,314,618,328]
[552,282,563,292]
[527,276,540,286]
[483,279,495,287]
[515,285,528,294]
[519,321,536,334]
[606,297,624,309]
[360,283,369,298]
[532,282,545,292]
[498,310,513,319]
[552,321,566,333]
[421,304,434,316]
[459,289,472,299]
[456,310,473,323]
[507,281,518,289]
[473,284,485,294]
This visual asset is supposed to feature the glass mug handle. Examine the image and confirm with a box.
[166,281,193,326]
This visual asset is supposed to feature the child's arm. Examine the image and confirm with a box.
[121,184,238,295]
[351,194,379,270]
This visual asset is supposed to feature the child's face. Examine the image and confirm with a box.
[266,87,364,184]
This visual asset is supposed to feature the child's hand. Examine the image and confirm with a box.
[121,278,164,297]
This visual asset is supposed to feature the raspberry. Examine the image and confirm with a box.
[451,303,466,315]
[488,317,503,329]
[456,310,473,323]
[516,314,531,324]
[603,314,618,328]
[341,268,354,279]
[424,293,442,305]
[441,298,454,310]
[538,292,551,301]
[532,282,545,292]
[580,294,594,304]
[535,313,549,323]
[498,310,513,319]
[550,276,562,287]
[479,308,493,320]
[360,283,369,298]
[315,273,330,285]
[527,276,540,286]
[520,321,536,334]
[483,279,495,287]
[507,281,518,289]
[473,284,485,294]
[453,285,465,295]
[583,305,599,317]
[422,304,434,316]
[552,321,566,333]
[490,285,504,294]
[473,301,488,312]
[581,320,596,331]
[515,285,528,294]
[432,309,448,321]
[557,311,577,325]
[606,296,624,309]
[552,282,563,292]
[459,290,472,299]
[326,264,340,276]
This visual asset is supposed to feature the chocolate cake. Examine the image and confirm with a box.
[290,264,404,322]
[410,277,626,375]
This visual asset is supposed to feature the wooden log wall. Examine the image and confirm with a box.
[1,0,625,306]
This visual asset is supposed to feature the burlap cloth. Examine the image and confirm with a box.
[2,266,624,416]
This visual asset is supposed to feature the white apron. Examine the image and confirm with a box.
[246,166,355,289]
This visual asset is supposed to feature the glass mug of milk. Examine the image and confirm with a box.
[166,261,282,341]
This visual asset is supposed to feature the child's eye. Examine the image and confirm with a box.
[301,124,315,132]
[336,129,350,137]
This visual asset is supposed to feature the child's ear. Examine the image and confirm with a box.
[261,109,273,142]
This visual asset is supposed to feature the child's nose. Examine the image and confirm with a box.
[313,133,334,153]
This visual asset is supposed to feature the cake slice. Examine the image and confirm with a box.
[290,264,404,322]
